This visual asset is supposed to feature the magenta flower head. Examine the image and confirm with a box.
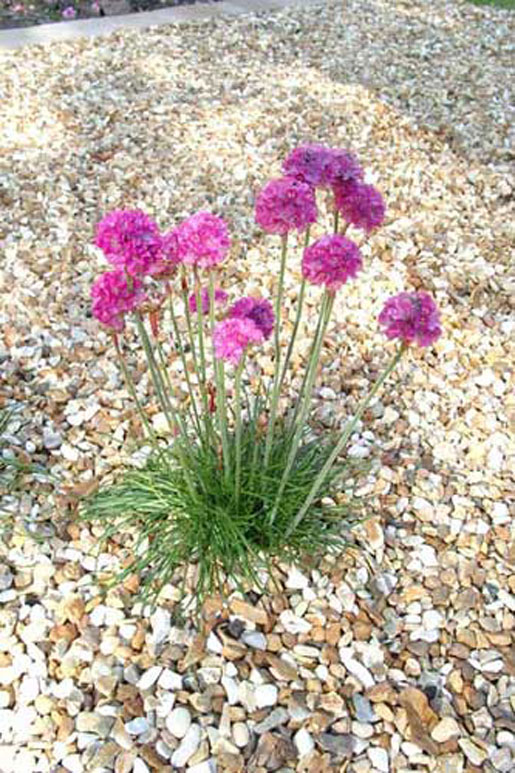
[229,297,275,340]
[302,234,363,293]
[94,210,163,276]
[213,318,264,366]
[378,291,441,347]
[174,212,230,269]
[189,287,228,314]
[62,5,77,18]
[255,177,317,236]
[283,145,363,188]
[90,270,145,332]
[333,181,385,233]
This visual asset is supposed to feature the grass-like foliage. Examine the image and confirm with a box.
[82,143,442,607]
[82,418,363,605]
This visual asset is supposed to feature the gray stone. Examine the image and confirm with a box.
[318,733,355,758]
[254,708,289,734]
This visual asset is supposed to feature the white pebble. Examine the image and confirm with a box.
[294,728,315,757]
[255,684,278,709]
[165,706,191,739]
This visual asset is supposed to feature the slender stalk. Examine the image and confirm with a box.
[113,334,157,444]
[169,296,203,437]
[270,291,334,524]
[334,210,340,233]
[264,234,289,465]
[234,354,246,505]
[216,358,231,482]
[194,269,214,440]
[286,343,406,537]
[180,267,198,364]
[135,314,176,435]
[279,227,311,390]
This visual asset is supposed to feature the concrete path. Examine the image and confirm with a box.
[0,0,319,50]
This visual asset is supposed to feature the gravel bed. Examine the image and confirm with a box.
[0,1,514,771]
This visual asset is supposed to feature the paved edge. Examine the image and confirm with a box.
[0,0,322,50]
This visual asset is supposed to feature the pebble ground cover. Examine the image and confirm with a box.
[0,0,514,771]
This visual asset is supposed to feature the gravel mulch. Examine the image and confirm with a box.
[0,1,514,771]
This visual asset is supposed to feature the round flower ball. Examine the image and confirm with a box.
[175,212,230,269]
[94,210,163,276]
[255,177,317,236]
[90,270,145,331]
[213,317,264,366]
[283,144,363,188]
[302,234,363,293]
[229,297,275,340]
[333,180,385,233]
[189,287,228,314]
[378,291,441,347]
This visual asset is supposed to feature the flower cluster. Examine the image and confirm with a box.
[283,144,363,188]
[302,235,363,293]
[174,212,231,269]
[213,318,265,366]
[229,297,275,340]
[189,287,228,314]
[90,270,145,332]
[94,210,163,277]
[255,177,317,235]
[379,292,441,347]
[334,180,386,233]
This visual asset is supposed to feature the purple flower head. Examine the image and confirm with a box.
[62,5,77,18]
[378,291,442,347]
[302,234,363,293]
[283,145,363,188]
[94,210,163,276]
[213,317,264,366]
[333,180,385,233]
[175,212,230,269]
[255,177,317,236]
[229,297,275,340]
[188,287,228,314]
[151,229,183,277]
[90,270,145,331]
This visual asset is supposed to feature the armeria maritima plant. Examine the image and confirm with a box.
[82,143,442,607]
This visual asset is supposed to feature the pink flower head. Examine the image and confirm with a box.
[333,180,385,233]
[283,145,363,188]
[62,5,77,18]
[378,291,441,347]
[229,297,275,340]
[255,177,317,236]
[189,287,228,314]
[213,317,264,366]
[302,234,363,293]
[94,210,163,276]
[174,212,230,269]
[151,229,183,276]
[90,270,145,331]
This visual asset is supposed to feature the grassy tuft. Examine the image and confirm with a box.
[80,419,367,607]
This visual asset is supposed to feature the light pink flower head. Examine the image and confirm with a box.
[152,229,183,277]
[213,317,264,366]
[283,145,363,188]
[333,180,385,233]
[62,5,77,18]
[255,177,317,236]
[94,210,163,276]
[90,270,145,331]
[174,212,230,269]
[229,297,275,340]
[378,291,441,347]
[189,287,228,314]
[302,234,363,293]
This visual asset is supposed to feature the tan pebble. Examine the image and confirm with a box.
[431,717,461,743]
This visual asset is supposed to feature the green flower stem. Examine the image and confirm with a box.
[168,297,203,438]
[113,334,157,445]
[194,269,214,441]
[270,291,334,524]
[135,314,176,435]
[334,210,340,233]
[234,354,246,505]
[286,343,406,537]
[209,274,231,478]
[279,227,311,390]
[180,267,198,365]
[264,233,289,465]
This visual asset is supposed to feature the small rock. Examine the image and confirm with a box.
[294,728,315,757]
[431,717,461,743]
[125,717,150,736]
[318,733,355,758]
[75,712,114,737]
[241,631,267,650]
[368,746,389,772]
[339,649,375,688]
[254,708,289,734]
[165,706,191,739]
[137,666,162,691]
[158,669,182,691]
[255,684,278,709]
[170,723,201,768]
[279,610,311,635]
[286,568,309,589]
[458,738,488,766]
[232,721,250,748]
[353,694,378,723]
